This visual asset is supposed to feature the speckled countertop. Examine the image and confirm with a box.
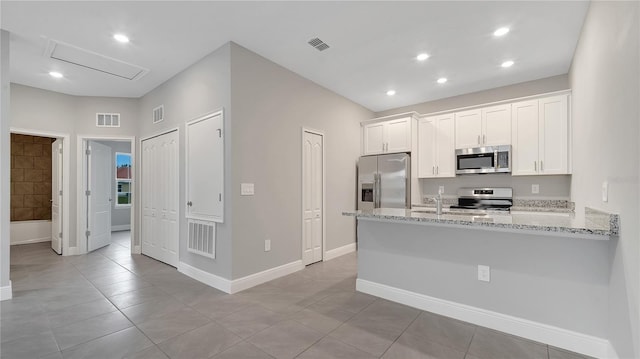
[343,207,619,240]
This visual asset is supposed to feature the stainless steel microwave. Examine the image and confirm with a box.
[455,145,511,175]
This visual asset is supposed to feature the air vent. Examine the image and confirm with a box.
[187,219,215,259]
[45,39,149,80]
[96,113,120,127]
[153,105,164,124]
[308,37,330,51]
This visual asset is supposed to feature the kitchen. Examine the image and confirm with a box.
[0,1,637,359]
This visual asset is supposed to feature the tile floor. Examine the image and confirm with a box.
[2,231,593,359]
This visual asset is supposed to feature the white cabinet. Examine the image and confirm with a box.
[512,95,569,176]
[455,105,511,149]
[418,114,455,178]
[362,117,411,155]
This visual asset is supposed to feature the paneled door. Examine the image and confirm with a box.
[141,131,179,266]
[302,130,323,266]
[51,139,63,254]
[87,141,112,252]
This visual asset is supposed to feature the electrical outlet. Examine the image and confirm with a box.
[264,239,271,252]
[602,181,608,202]
[241,183,255,196]
[478,265,491,282]
[438,186,445,194]
[531,184,539,194]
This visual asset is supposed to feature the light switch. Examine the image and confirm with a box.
[241,183,255,196]
[478,265,491,282]
[602,181,608,202]
[531,184,539,194]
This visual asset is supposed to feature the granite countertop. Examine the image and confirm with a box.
[343,207,619,240]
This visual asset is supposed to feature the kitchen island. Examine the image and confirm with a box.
[343,207,618,358]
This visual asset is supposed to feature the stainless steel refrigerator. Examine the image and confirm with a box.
[357,153,410,210]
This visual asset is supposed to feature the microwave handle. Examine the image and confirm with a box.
[495,150,499,169]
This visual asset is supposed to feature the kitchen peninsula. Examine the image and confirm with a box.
[343,206,619,356]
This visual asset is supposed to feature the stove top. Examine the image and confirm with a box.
[452,187,513,212]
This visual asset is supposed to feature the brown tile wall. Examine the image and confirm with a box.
[11,134,55,221]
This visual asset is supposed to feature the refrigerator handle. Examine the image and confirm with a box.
[377,173,382,208]
[374,173,380,208]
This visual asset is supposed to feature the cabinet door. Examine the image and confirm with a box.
[455,109,482,149]
[511,100,540,176]
[363,122,385,155]
[386,117,411,153]
[482,104,511,146]
[417,118,436,178]
[436,114,456,177]
[539,95,568,174]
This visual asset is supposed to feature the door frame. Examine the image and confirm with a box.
[300,127,326,264]
[139,127,179,259]
[9,128,71,255]
[77,135,136,254]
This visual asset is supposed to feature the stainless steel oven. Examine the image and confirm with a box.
[455,145,511,175]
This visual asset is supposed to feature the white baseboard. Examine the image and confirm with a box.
[356,279,612,359]
[111,225,131,231]
[230,260,304,293]
[133,245,141,254]
[63,247,80,256]
[1,281,12,301]
[324,243,356,261]
[10,237,51,245]
[178,262,232,293]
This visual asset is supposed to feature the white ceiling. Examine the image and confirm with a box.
[1,1,589,112]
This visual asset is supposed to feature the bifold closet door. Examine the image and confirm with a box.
[141,131,179,266]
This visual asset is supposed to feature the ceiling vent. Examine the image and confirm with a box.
[45,39,149,80]
[153,105,164,124]
[308,37,330,51]
[96,113,120,127]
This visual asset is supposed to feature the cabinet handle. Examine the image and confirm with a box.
[432,166,435,175]
[541,161,544,171]
[534,161,537,172]
[483,134,486,144]
[382,143,385,152]
[437,166,439,175]
[477,135,481,144]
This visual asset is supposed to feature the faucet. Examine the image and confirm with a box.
[434,192,443,215]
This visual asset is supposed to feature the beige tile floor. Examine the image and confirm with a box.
[1,231,593,359]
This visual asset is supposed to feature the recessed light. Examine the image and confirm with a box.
[49,71,63,78]
[437,78,447,84]
[501,60,515,68]
[386,90,396,96]
[494,27,510,37]
[416,53,430,61]
[113,34,130,43]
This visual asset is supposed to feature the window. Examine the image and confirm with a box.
[115,152,132,206]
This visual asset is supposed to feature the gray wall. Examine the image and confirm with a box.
[138,43,232,278]
[569,1,639,357]
[358,220,609,338]
[1,30,10,290]
[229,43,373,279]
[9,84,139,249]
[375,74,569,118]
[96,140,132,229]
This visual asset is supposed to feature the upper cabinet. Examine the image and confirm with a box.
[362,116,412,155]
[512,95,570,176]
[417,114,455,178]
[455,104,511,149]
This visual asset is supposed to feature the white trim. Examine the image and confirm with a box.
[178,261,232,293]
[65,246,80,256]
[0,281,12,301]
[324,243,356,261]
[11,237,50,245]
[133,245,141,254]
[301,127,326,266]
[230,260,304,294]
[356,279,612,359]
[111,225,131,231]
[10,128,70,256]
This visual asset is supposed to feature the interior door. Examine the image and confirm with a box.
[51,139,63,254]
[142,131,179,266]
[87,141,112,252]
[302,131,323,265]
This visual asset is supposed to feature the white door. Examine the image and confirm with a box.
[385,117,411,153]
[511,100,540,176]
[417,118,436,178]
[302,131,323,266]
[51,139,63,254]
[482,104,512,146]
[142,131,179,266]
[455,109,482,149]
[539,95,568,174]
[435,114,456,177]
[363,122,385,155]
[87,141,112,252]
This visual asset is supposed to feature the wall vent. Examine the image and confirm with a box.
[96,113,120,127]
[153,105,164,124]
[187,219,215,259]
[308,37,330,51]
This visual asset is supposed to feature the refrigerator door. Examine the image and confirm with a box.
[357,156,378,210]
[378,153,410,209]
